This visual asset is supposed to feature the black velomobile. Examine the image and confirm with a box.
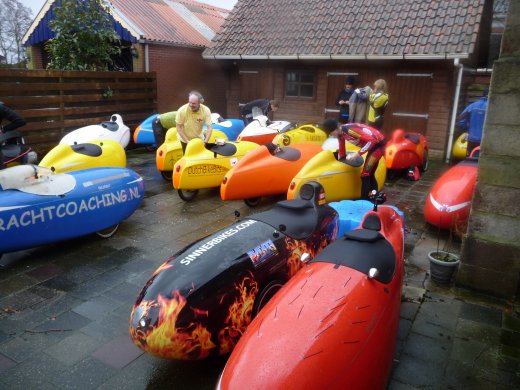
[129,182,339,360]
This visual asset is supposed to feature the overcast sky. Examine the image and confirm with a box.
[24,0,238,17]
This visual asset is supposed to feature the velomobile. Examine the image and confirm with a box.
[271,123,327,147]
[133,113,159,146]
[217,192,405,390]
[60,114,131,149]
[220,142,323,206]
[134,113,243,147]
[423,148,479,231]
[156,128,229,181]
[0,165,144,257]
[173,138,259,201]
[0,130,38,168]
[330,198,405,237]
[452,132,468,160]
[39,140,126,173]
[236,115,293,145]
[211,115,245,141]
[129,182,339,360]
[385,129,429,179]
[287,147,387,202]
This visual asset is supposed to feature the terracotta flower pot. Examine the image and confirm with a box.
[428,250,460,284]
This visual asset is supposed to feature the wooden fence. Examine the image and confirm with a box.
[0,69,157,156]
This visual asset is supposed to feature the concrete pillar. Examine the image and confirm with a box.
[457,1,520,298]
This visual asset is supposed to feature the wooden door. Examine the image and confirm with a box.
[386,72,433,134]
[325,72,359,120]
[239,69,274,104]
[239,71,260,103]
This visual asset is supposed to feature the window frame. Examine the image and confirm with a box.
[284,70,316,100]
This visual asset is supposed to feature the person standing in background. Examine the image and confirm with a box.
[458,88,488,155]
[367,79,389,130]
[336,76,355,124]
[348,86,372,124]
[176,91,212,154]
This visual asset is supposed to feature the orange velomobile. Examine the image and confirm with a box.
[385,129,429,177]
[423,148,479,231]
[220,143,323,206]
[217,192,405,390]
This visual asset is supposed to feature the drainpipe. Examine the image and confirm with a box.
[145,43,149,72]
[446,58,463,163]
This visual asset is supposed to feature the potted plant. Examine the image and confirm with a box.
[428,225,461,284]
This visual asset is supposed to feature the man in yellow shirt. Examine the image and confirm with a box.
[176,91,213,153]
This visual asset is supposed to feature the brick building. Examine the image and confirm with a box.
[22,0,230,114]
[203,0,499,159]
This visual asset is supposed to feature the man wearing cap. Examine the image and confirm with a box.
[335,76,355,124]
[458,89,488,155]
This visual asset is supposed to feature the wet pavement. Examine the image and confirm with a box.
[0,148,518,389]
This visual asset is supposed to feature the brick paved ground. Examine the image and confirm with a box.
[0,149,518,389]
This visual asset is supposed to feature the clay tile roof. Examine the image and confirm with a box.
[203,0,487,59]
[23,0,230,47]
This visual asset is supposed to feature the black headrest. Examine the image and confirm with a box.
[250,199,319,240]
[100,121,119,132]
[206,143,237,157]
[71,143,103,157]
[344,229,381,242]
[404,133,420,144]
[362,214,381,231]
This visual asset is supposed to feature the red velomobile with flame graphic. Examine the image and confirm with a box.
[129,182,339,360]
[217,192,405,390]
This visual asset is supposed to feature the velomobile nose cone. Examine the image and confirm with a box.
[128,262,216,360]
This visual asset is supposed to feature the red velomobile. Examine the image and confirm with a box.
[217,192,405,390]
[129,182,339,360]
[423,148,479,231]
[385,129,429,180]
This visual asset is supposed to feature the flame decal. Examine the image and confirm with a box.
[284,214,337,278]
[129,290,216,360]
[218,274,259,354]
[129,213,339,360]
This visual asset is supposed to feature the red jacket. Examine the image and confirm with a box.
[338,123,385,159]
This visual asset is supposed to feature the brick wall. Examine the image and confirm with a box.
[147,44,228,116]
[26,45,44,69]
[224,61,455,157]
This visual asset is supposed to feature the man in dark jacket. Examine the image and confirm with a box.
[335,76,355,124]
[0,102,28,168]
[239,99,279,125]
[0,102,26,133]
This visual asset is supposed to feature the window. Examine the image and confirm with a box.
[285,71,315,98]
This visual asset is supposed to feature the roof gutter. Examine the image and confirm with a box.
[446,57,464,163]
[203,53,471,60]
